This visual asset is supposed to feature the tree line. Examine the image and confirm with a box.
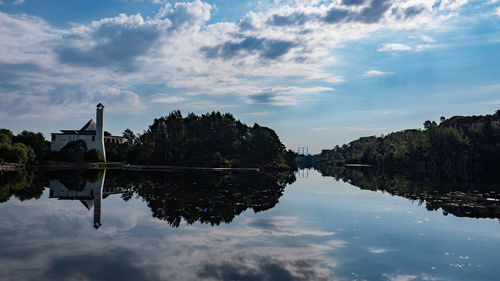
[304,110,500,178]
[1,110,297,170]
[107,110,296,170]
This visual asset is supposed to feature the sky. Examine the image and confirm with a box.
[0,0,499,153]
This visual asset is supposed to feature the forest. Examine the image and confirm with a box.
[304,110,500,178]
[0,111,297,170]
[107,110,296,170]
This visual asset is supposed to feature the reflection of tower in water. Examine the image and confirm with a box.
[48,170,124,229]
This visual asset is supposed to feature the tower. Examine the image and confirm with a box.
[96,103,106,162]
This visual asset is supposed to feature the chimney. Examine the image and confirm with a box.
[96,103,106,162]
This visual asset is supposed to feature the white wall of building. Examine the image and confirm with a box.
[50,134,97,151]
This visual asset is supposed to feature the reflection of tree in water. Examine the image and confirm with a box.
[1,169,295,228]
[0,169,104,203]
[316,166,500,220]
[49,169,104,191]
[108,171,296,227]
[0,170,45,203]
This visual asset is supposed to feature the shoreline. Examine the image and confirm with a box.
[1,162,261,172]
[116,164,260,172]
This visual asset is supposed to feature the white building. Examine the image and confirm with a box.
[50,103,125,161]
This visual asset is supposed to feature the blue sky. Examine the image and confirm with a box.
[0,0,499,153]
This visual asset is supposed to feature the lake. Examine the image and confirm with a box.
[0,168,499,281]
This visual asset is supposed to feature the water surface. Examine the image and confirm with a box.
[0,168,499,281]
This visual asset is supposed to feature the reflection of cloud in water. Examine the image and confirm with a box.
[244,216,335,237]
[0,199,343,281]
[367,247,393,254]
[42,249,161,281]
[198,257,328,281]
[382,273,447,281]
[161,216,342,280]
[382,274,418,281]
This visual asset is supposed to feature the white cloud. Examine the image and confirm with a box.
[378,43,413,52]
[364,70,395,76]
[416,44,437,51]
[496,7,500,17]
[420,35,435,43]
[147,94,188,104]
[243,86,334,106]
[311,126,333,131]
[12,0,25,5]
[0,0,481,120]
[438,0,471,11]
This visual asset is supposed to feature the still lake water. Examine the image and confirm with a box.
[0,168,499,281]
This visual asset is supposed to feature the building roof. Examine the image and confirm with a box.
[80,119,96,131]
[59,119,98,135]
[55,117,123,138]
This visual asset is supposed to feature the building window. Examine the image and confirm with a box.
[92,136,95,142]
[51,135,55,141]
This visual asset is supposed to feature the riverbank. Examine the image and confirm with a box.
[115,164,260,172]
[2,161,262,172]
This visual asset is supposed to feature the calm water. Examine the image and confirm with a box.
[0,168,499,281]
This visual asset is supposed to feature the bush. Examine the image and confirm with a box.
[0,143,35,165]
[56,140,87,162]
[0,129,14,145]
[85,148,105,162]
[13,130,50,162]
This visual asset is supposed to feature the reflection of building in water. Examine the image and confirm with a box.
[48,170,126,229]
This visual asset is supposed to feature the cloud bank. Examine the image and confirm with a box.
[0,0,481,120]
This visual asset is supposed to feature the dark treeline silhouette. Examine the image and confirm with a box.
[307,110,500,178]
[316,165,500,220]
[1,110,296,170]
[107,110,296,170]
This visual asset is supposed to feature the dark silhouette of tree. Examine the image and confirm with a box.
[13,131,50,162]
[114,111,296,169]
[313,110,500,177]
